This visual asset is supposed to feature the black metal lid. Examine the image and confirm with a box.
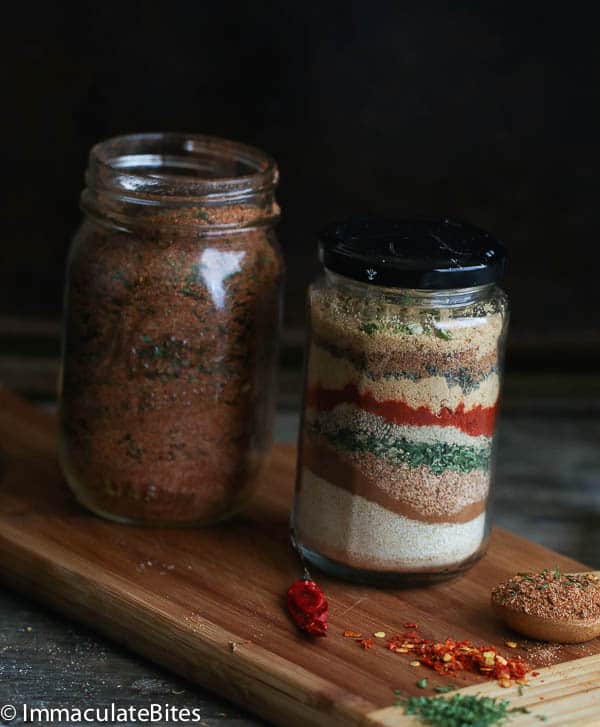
[319,217,507,289]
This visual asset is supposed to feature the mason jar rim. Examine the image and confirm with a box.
[86,132,279,203]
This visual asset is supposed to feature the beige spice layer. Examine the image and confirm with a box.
[311,332,499,383]
[301,433,490,522]
[306,343,500,411]
[311,290,505,358]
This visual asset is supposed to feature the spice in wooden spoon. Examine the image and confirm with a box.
[492,567,600,643]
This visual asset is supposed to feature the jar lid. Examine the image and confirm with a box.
[319,217,507,289]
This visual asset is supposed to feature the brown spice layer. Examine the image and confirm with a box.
[301,436,488,524]
[61,215,282,523]
[492,570,600,621]
[311,332,497,382]
[299,529,489,574]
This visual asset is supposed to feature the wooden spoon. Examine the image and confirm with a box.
[492,571,600,644]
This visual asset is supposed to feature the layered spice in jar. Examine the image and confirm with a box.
[59,133,283,525]
[292,218,508,583]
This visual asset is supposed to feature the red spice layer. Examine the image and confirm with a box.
[306,383,498,437]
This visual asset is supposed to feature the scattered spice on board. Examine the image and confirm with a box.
[492,567,600,621]
[386,627,530,685]
[395,692,531,726]
[286,580,328,636]
[519,642,566,668]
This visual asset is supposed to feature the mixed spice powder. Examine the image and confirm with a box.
[492,568,600,621]
[295,282,507,574]
[60,143,282,524]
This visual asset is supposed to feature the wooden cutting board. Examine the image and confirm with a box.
[0,387,599,726]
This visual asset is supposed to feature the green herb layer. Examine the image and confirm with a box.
[363,364,498,395]
[309,422,491,475]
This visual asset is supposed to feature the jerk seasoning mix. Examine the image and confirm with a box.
[293,217,508,583]
[492,567,600,622]
[59,133,283,525]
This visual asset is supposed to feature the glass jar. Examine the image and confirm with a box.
[59,133,283,525]
[292,218,508,584]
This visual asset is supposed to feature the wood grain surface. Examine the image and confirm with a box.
[0,387,599,726]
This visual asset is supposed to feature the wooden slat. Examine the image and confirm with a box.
[371,654,600,725]
[0,386,599,726]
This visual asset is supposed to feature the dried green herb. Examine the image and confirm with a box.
[395,693,529,726]
[195,208,211,222]
[309,422,491,475]
[434,685,456,693]
[359,321,379,335]
[358,318,453,340]
[434,326,453,340]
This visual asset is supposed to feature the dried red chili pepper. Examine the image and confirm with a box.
[287,579,328,636]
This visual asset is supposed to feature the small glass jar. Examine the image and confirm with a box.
[59,133,283,525]
[292,218,508,584]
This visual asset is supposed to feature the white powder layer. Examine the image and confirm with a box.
[295,468,486,570]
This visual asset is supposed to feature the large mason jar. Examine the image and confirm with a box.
[292,218,508,583]
[59,133,283,525]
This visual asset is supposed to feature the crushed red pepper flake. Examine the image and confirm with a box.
[358,638,374,650]
[386,628,531,684]
[343,630,363,638]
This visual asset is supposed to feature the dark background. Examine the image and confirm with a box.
[1,1,598,369]
[1,5,600,720]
